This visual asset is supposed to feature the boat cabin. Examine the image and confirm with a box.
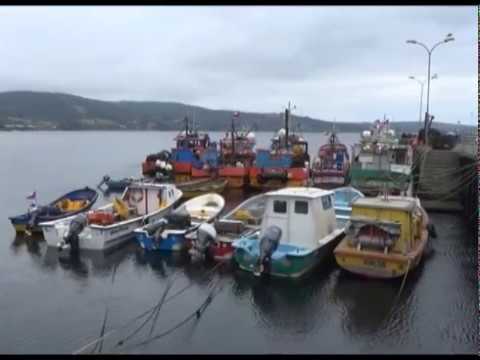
[260,187,337,250]
[346,196,424,254]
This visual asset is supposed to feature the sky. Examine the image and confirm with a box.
[0,6,477,125]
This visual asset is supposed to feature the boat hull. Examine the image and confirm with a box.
[42,210,170,251]
[135,230,187,251]
[233,233,343,278]
[219,167,249,188]
[334,231,428,279]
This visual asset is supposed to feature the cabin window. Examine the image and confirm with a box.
[321,195,332,210]
[273,200,287,214]
[294,201,308,214]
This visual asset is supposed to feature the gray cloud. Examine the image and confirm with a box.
[0,6,477,124]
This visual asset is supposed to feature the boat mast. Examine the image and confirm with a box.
[231,113,236,161]
[285,102,290,149]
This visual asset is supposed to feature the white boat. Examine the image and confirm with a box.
[232,187,345,278]
[40,183,182,251]
[134,193,225,251]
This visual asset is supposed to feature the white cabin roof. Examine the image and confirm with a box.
[266,187,333,199]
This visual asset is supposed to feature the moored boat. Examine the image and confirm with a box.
[209,193,267,261]
[312,128,350,188]
[232,187,344,278]
[218,112,256,188]
[9,187,98,234]
[334,195,433,279]
[250,103,310,190]
[40,183,182,252]
[333,186,365,229]
[350,117,413,196]
[135,193,225,251]
[177,178,228,199]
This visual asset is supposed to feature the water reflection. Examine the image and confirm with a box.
[10,233,43,256]
[331,261,424,340]
[232,260,336,336]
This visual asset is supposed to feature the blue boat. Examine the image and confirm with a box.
[9,187,98,234]
[232,187,344,278]
[332,187,365,229]
[134,193,225,251]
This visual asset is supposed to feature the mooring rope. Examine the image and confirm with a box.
[72,261,224,354]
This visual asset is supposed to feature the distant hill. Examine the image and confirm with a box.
[0,91,474,134]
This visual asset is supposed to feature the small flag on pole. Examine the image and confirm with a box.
[26,191,36,200]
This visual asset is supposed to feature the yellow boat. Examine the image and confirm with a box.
[334,195,431,279]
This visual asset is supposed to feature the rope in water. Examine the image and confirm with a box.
[72,261,224,354]
[118,276,225,353]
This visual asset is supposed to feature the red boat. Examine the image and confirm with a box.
[311,130,350,188]
[218,112,256,188]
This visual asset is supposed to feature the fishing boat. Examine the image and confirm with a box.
[171,116,214,182]
[9,187,98,234]
[40,183,182,252]
[311,127,350,188]
[350,117,413,196]
[134,193,225,251]
[218,112,256,188]
[205,193,267,261]
[232,187,344,278]
[177,178,228,199]
[249,103,310,190]
[333,187,365,229]
[141,150,174,181]
[334,194,433,279]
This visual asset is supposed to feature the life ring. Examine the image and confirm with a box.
[130,188,144,203]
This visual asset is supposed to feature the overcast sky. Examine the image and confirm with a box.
[0,6,477,124]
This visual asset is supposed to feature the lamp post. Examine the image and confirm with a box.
[409,74,438,126]
[406,34,454,146]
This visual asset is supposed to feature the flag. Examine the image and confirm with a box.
[26,191,36,200]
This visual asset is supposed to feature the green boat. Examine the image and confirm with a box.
[350,118,413,196]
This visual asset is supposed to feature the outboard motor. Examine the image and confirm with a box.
[59,213,88,255]
[189,223,216,262]
[254,225,282,276]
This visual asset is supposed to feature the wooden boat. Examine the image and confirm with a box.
[177,178,228,199]
[218,112,256,188]
[249,104,310,190]
[134,193,225,251]
[333,187,365,229]
[9,187,98,234]
[40,183,182,252]
[232,187,344,278]
[334,195,432,279]
[311,129,350,188]
[208,193,267,261]
[350,117,413,196]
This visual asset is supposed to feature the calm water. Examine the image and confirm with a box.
[0,131,477,354]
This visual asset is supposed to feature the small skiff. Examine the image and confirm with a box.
[135,193,225,251]
[9,187,98,234]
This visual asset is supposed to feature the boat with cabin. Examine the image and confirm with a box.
[134,193,225,251]
[218,112,256,188]
[40,183,182,252]
[249,103,310,190]
[350,118,413,196]
[311,127,350,188]
[334,194,433,279]
[9,187,98,234]
[232,187,344,278]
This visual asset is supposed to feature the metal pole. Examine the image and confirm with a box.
[419,81,424,125]
[424,51,432,146]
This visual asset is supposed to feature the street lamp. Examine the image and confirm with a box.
[406,33,454,146]
[409,74,438,126]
